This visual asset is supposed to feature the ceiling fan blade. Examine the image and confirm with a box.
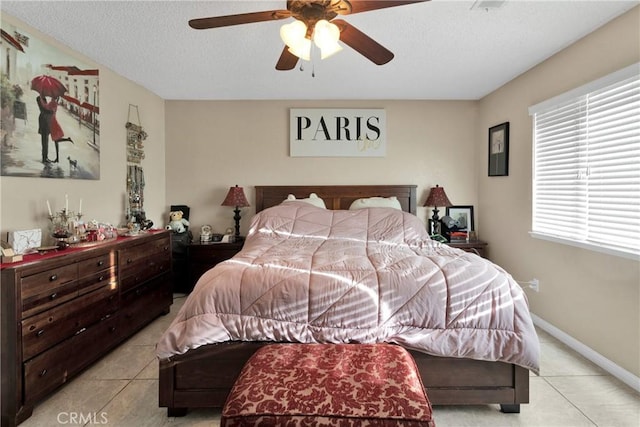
[276,47,299,71]
[347,0,429,15]
[189,10,291,29]
[333,19,394,65]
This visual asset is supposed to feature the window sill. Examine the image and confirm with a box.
[529,232,640,261]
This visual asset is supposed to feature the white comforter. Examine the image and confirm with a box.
[156,202,540,373]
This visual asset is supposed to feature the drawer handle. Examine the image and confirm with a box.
[98,275,105,282]
[36,329,45,337]
[127,258,133,264]
[39,369,47,377]
[49,274,58,282]
[75,327,87,336]
[109,326,117,333]
[50,293,58,300]
[97,260,104,266]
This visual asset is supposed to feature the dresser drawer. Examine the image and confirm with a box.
[78,266,117,296]
[78,252,117,278]
[21,263,78,299]
[21,283,119,360]
[24,314,119,404]
[119,274,171,338]
[119,237,170,274]
[21,280,79,319]
[120,258,171,293]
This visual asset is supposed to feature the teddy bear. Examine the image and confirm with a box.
[166,210,189,234]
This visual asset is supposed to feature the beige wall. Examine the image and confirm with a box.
[478,7,640,377]
[164,100,478,234]
[0,14,166,242]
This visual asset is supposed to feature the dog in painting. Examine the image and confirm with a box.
[67,156,78,170]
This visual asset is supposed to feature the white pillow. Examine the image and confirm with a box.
[349,196,402,210]
[283,193,327,209]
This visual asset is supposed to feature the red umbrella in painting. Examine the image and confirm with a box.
[30,75,67,97]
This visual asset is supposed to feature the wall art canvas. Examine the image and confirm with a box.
[290,108,386,157]
[1,20,100,179]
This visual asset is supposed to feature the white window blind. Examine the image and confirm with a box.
[529,63,640,259]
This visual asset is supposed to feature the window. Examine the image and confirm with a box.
[529,63,640,260]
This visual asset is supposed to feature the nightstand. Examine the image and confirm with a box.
[446,240,488,258]
[187,240,244,292]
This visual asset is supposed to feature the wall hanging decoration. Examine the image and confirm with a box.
[126,104,147,164]
[488,122,509,176]
[126,164,151,229]
[1,18,100,179]
[289,108,386,157]
[124,105,152,231]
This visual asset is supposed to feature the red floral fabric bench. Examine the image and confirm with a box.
[221,343,436,426]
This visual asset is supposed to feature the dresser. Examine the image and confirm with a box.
[0,231,172,427]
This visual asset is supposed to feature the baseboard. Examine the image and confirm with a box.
[531,313,640,393]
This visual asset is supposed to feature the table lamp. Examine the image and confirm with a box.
[423,184,452,235]
[221,185,250,241]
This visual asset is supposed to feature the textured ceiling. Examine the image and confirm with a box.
[2,0,638,100]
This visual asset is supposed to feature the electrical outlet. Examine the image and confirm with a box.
[530,278,539,292]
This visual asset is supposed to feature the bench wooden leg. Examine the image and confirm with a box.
[500,404,520,413]
[167,407,187,417]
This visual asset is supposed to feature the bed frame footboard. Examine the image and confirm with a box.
[158,342,529,416]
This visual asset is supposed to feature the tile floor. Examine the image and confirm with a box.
[21,294,640,427]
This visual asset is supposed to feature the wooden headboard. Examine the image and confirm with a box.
[255,185,417,214]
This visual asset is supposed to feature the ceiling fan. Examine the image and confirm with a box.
[189,0,429,70]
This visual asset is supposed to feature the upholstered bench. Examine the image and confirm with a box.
[221,343,435,426]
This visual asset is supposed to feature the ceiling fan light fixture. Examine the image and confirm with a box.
[313,20,342,59]
[313,20,340,47]
[288,38,312,61]
[319,42,343,59]
[280,20,307,48]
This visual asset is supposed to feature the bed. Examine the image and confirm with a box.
[158,185,539,416]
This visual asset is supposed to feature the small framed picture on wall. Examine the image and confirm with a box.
[488,122,509,176]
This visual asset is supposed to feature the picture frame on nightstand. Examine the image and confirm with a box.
[445,205,474,232]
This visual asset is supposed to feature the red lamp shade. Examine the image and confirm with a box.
[423,185,452,208]
[221,185,250,240]
[221,185,250,208]
[423,185,452,236]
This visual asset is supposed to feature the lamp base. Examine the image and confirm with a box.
[430,207,442,236]
[233,207,242,241]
